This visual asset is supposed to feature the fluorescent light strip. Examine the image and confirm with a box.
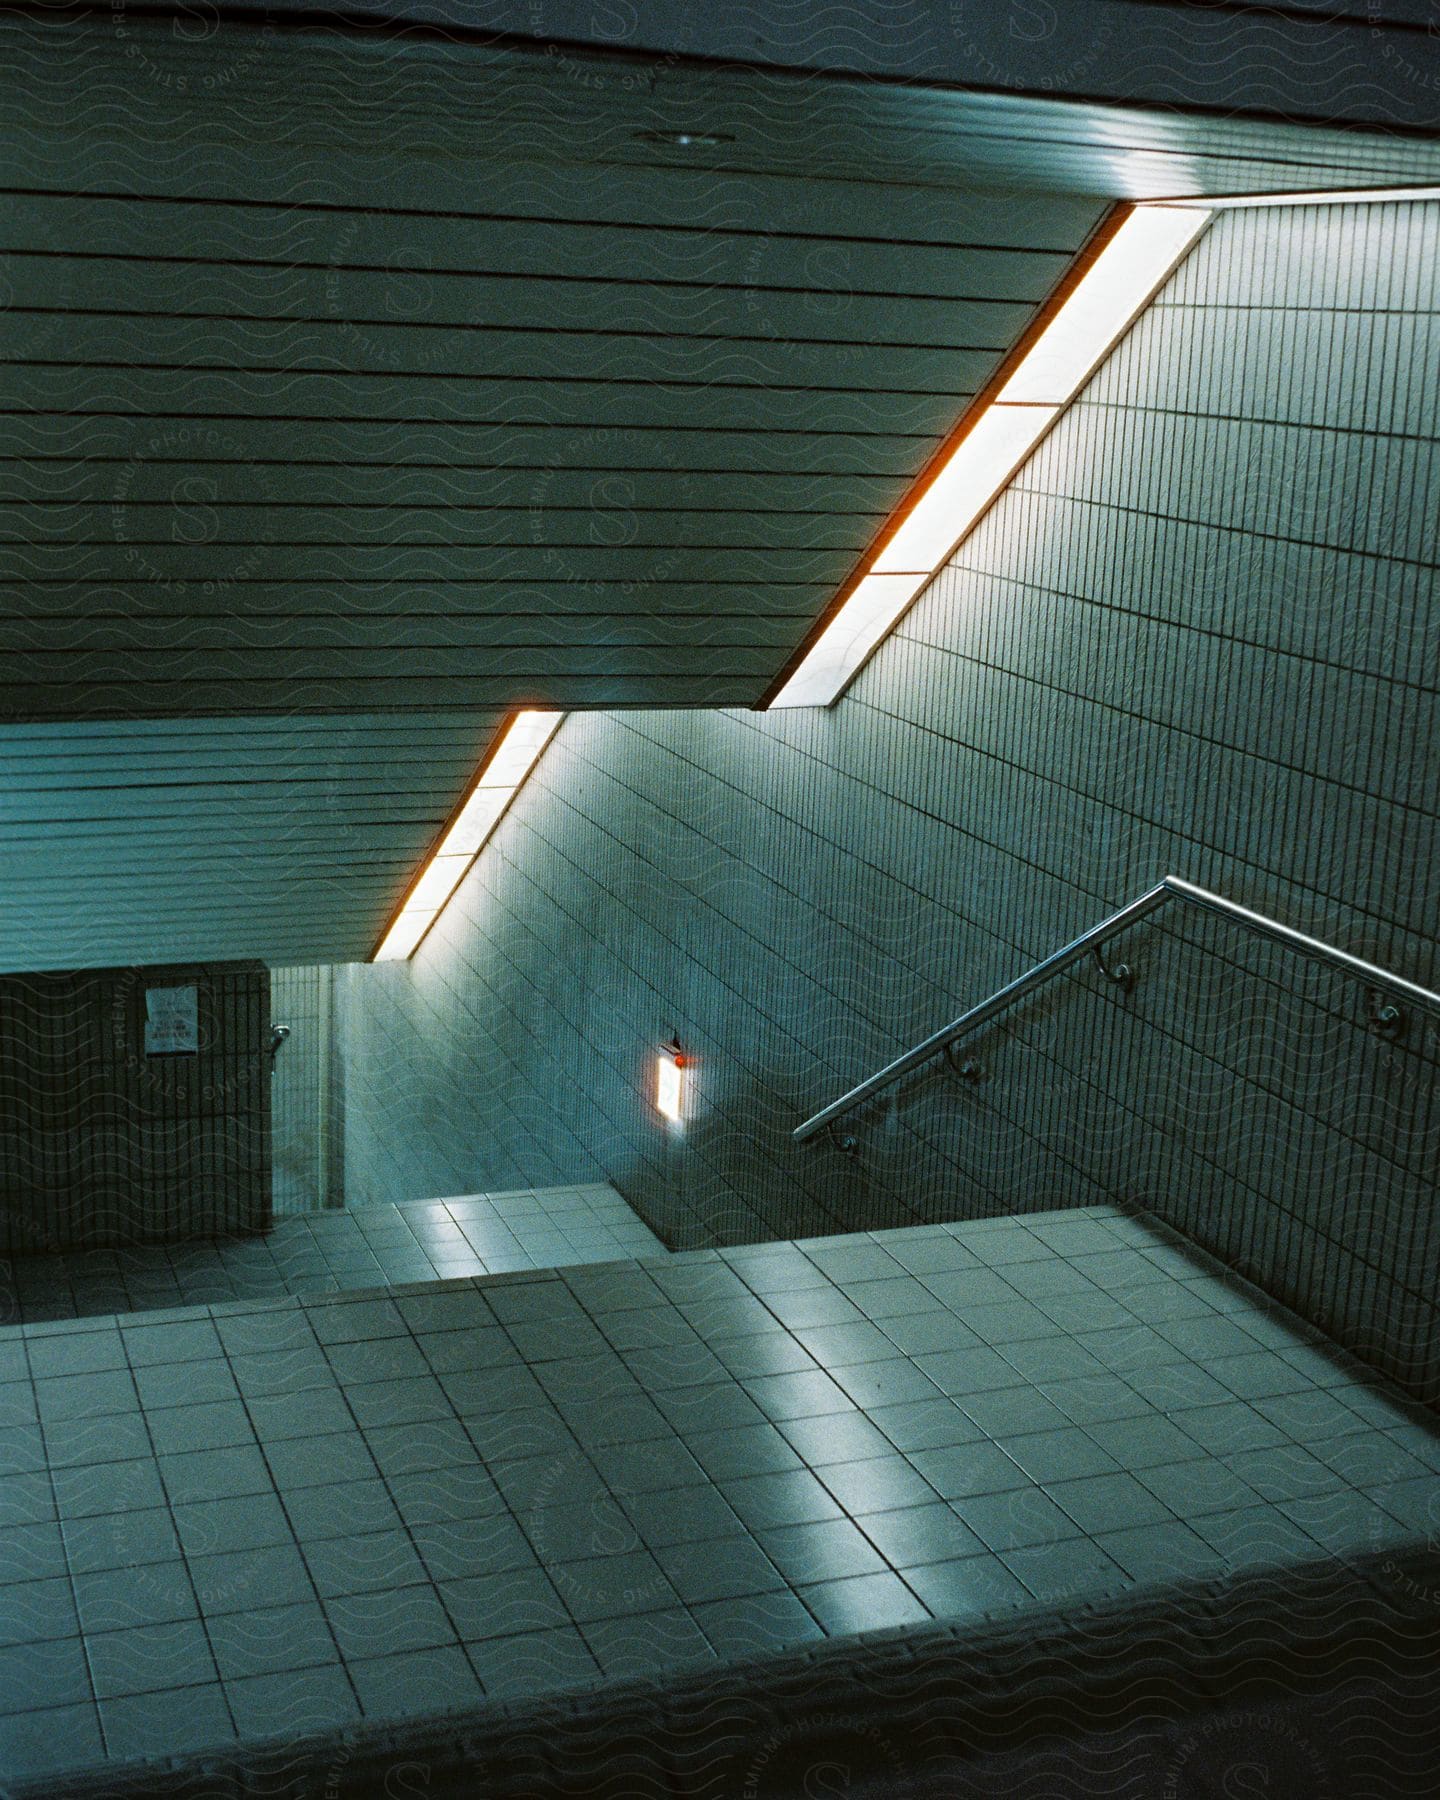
[1161,184,1440,210]
[766,205,1214,710]
[373,709,564,962]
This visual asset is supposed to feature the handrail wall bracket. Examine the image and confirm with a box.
[794,875,1440,1145]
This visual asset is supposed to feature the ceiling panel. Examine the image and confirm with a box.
[3,12,1435,970]
[0,715,502,971]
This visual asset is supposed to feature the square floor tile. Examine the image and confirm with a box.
[99,1680,234,1759]
[903,1553,1032,1620]
[283,1478,401,1541]
[0,1575,77,1648]
[869,1400,984,1454]
[953,1487,1086,1555]
[1086,1415,1198,1469]
[817,1456,938,1515]
[148,1401,254,1458]
[1094,1520,1220,1583]
[350,1642,483,1718]
[28,1333,127,1379]
[1044,1472,1172,1536]
[35,1372,138,1423]
[209,1600,339,1680]
[691,1591,825,1659]
[159,1445,272,1506]
[133,1362,239,1410]
[655,1536,785,1604]
[997,1428,1118,1485]
[720,1470,843,1531]
[855,1501,985,1569]
[63,1504,178,1576]
[440,1566,570,1641]
[303,1528,427,1599]
[799,1570,929,1634]
[587,1436,707,1498]
[0,1424,45,1478]
[581,1608,714,1681]
[465,1626,601,1698]
[225,1663,359,1737]
[1169,1402,1287,1457]
[1321,1432,1432,1489]
[228,1348,337,1400]
[877,1311,981,1357]
[1188,1505,1330,1570]
[74,1561,196,1633]
[550,1548,678,1622]
[687,1423,803,1482]
[43,1413,152,1469]
[265,1431,378,1491]
[756,1518,887,1586]
[247,1389,355,1441]
[411,1514,537,1584]
[189,1543,312,1615]
[1000,1536,1130,1605]
[53,1460,164,1520]
[172,1493,292,1558]
[87,1618,216,1699]
[0,1701,105,1778]
[1137,1457,1263,1518]
[620,1482,745,1547]
[324,1583,457,1659]
[1224,1445,1344,1504]
[0,1520,67,1585]
[913,1347,1027,1398]
[0,1635,92,1716]
[0,1468,56,1526]
[778,1411,896,1468]
[909,1442,1029,1501]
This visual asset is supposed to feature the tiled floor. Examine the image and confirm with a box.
[0,1185,667,1326]
[0,1203,1436,1786]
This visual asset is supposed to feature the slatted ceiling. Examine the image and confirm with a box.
[6,547,849,585]
[0,465,903,511]
[0,715,500,971]
[3,587,835,627]
[1,321,997,400]
[7,16,1440,199]
[0,418,930,474]
[6,21,1435,972]
[0,122,1076,731]
[6,261,1039,353]
[5,505,875,553]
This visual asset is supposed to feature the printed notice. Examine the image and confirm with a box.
[144,984,199,1055]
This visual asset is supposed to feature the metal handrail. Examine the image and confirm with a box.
[793,874,1440,1144]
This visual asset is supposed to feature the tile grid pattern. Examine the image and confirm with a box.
[0,1205,1435,1784]
[0,1186,665,1328]
[336,197,1440,1402]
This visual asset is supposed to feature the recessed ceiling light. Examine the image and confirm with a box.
[1159,184,1440,209]
[633,130,735,149]
[373,710,564,963]
[765,204,1214,710]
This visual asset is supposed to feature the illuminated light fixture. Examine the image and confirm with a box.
[765,204,1214,710]
[633,130,735,149]
[656,1036,686,1123]
[373,709,563,962]
[1159,184,1440,210]
[872,405,1055,574]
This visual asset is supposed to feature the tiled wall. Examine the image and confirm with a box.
[0,962,271,1250]
[269,965,343,1215]
[337,200,1440,1400]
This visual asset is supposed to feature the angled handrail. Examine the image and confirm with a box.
[793,874,1440,1144]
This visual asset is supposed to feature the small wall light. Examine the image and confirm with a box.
[656,1036,686,1123]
